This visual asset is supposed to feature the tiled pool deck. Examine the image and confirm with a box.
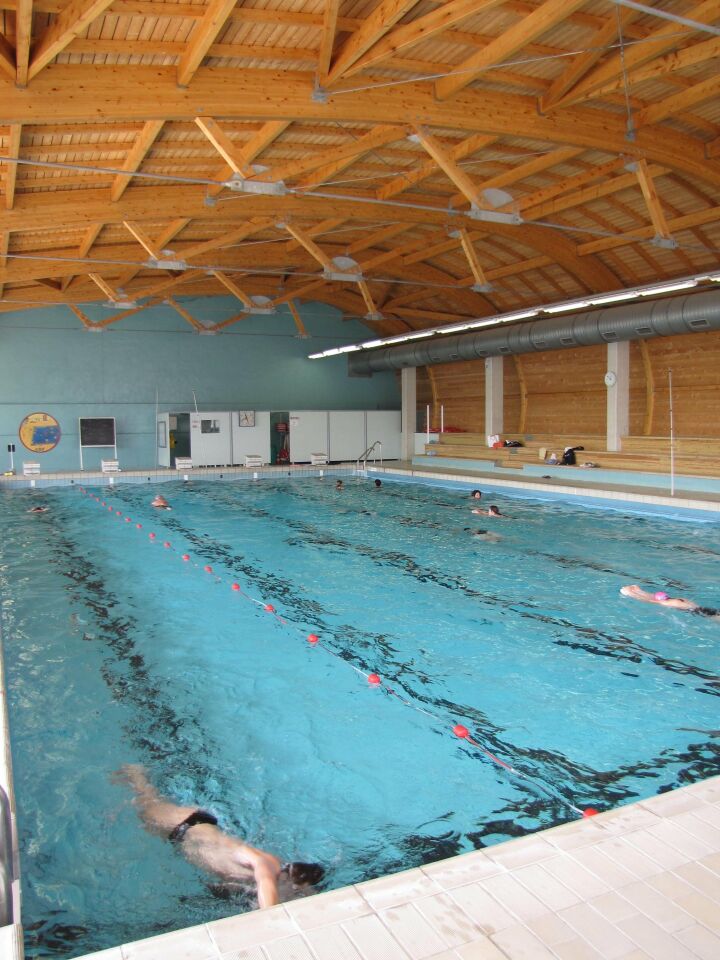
[1,462,719,959]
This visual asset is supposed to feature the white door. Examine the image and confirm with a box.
[230,411,272,464]
[366,410,402,460]
[288,411,328,463]
[329,410,366,462]
[189,412,233,466]
[157,413,171,467]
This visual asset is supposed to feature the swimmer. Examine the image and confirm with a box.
[27,506,49,513]
[471,504,505,517]
[470,528,501,542]
[620,584,720,619]
[374,479,382,488]
[469,489,482,500]
[115,765,324,909]
[335,480,344,491]
[151,494,171,510]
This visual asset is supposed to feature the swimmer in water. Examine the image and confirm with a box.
[116,765,324,908]
[470,528,501,542]
[27,506,49,513]
[620,585,720,619]
[472,504,505,518]
[151,494,171,510]
[374,479,382,488]
[335,480,344,491]
[469,489,482,500]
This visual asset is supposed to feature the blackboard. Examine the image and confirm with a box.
[79,417,116,447]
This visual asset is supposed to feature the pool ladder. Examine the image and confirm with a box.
[356,440,383,473]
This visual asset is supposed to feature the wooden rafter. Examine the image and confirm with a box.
[337,0,502,80]
[211,270,254,309]
[377,133,497,201]
[578,203,720,256]
[0,33,14,81]
[633,159,672,240]
[278,222,333,271]
[540,6,638,112]
[123,221,164,260]
[325,0,420,86]
[435,0,588,101]
[110,120,165,202]
[87,271,124,302]
[316,0,340,84]
[550,0,720,109]
[165,296,205,331]
[287,299,308,337]
[357,277,381,318]
[635,74,720,128]
[456,229,492,290]
[412,126,485,209]
[15,0,33,87]
[195,117,255,176]
[28,0,115,81]
[4,125,21,211]
[206,121,291,198]
[176,0,238,88]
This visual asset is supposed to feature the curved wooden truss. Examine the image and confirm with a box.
[0,0,718,334]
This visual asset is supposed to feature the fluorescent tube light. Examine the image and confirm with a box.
[544,300,591,314]
[499,310,539,323]
[638,280,697,296]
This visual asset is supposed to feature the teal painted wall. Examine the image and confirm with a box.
[0,297,398,471]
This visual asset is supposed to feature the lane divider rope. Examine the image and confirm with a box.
[78,487,598,819]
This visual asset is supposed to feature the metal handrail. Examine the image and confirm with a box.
[0,784,13,926]
[356,440,382,471]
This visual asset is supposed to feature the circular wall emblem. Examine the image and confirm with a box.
[18,412,61,453]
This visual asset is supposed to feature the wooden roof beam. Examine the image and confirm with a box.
[632,159,672,241]
[435,0,588,101]
[195,116,256,176]
[110,119,165,202]
[316,0,340,85]
[325,0,420,87]
[377,133,497,202]
[123,220,164,259]
[176,0,237,88]
[578,203,720,256]
[456,229,492,290]
[211,270,254,308]
[87,271,124,302]
[0,32,15,80]
[277,222,332,271]
[165,296,205,331]
[412,126,485,209]
[337,0,502,80]
[205,120,291,198]
[549,0,720,109]
[15,0,33,87]
[267,123,406,186]
[540,6,638,112]
[4,125,21,211]
[0,230,8,299]
[28,0,115,81]
[287,299,308,337]
[635,74,720,128]
[115,217,189,288]
[357,277,380,318]
[177,217,276,263]
[68,304,95,329]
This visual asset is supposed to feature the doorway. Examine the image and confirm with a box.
[170,413,191,467]
[270,411,290,465]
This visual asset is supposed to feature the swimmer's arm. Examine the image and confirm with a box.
[235,844,281,909]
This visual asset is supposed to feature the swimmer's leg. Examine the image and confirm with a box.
[114,764,197,834]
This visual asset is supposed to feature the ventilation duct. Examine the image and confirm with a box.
[348,290,720,376]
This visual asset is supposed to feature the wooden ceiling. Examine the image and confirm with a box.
[0,0,719,335]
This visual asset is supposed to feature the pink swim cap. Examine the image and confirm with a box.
[654,591,669,601]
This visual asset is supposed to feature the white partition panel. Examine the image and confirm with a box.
[366,410,402,460]
[230,411,271,465]
[156,413,171,467]
[288,411,328,463]
[329,410,366,462]
[189,411,233,466]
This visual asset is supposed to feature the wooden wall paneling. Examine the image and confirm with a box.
[431,358,485,432]
[638,339,654,436]
[511,354,527,434]
[520,345,606,435]
[645,330,720,438]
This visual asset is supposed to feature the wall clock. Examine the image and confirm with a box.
[238,411,256,427]
[604,371,617,387]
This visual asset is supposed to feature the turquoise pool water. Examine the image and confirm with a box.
[2,477,719,958]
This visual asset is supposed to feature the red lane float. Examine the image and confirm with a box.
[204,565,213,573]
[307,633,319,645]
[367,673,381,686]
[182,554,190,562]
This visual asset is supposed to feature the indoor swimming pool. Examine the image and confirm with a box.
[1,476,719,958]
